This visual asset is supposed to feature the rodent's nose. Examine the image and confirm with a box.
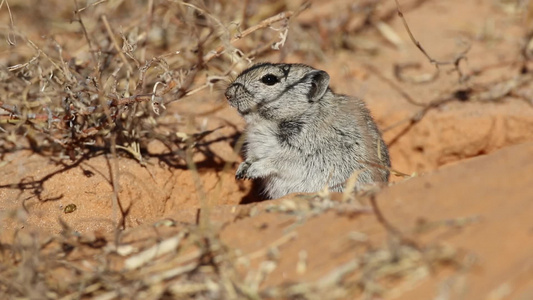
[224,85,234,100]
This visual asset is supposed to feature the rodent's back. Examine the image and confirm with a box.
[303,92,390,187]
[329,94,390,183]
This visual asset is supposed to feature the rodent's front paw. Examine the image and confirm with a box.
[235,161,251,180]
[236,159,277,180]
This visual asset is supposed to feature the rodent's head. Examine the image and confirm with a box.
[225,63,330,121]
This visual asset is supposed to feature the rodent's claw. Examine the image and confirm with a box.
[235,161,251,180]
[235,171,246,180]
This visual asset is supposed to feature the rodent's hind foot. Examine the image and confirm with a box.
[235,161,251,180]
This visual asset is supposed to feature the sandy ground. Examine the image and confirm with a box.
[1,0,533,299]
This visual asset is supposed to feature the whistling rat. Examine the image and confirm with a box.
[225,63,390,199]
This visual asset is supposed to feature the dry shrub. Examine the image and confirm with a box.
[0,0,306,162]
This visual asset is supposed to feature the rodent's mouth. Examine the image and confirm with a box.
[225,84,259,115]
[226,93,250,115]
[224,92,242,106]
[228,97,257,116]
[231,99,249,114]
[225,95,239,107]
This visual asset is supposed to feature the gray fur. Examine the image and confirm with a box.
[225,63,391,199]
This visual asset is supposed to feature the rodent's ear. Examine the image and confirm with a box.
[307,70,330,102]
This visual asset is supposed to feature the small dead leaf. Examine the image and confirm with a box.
[64,204,77,214]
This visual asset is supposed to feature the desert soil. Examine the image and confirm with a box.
[1,0,533,299]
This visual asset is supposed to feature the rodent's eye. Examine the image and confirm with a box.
[260,74,279,86]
